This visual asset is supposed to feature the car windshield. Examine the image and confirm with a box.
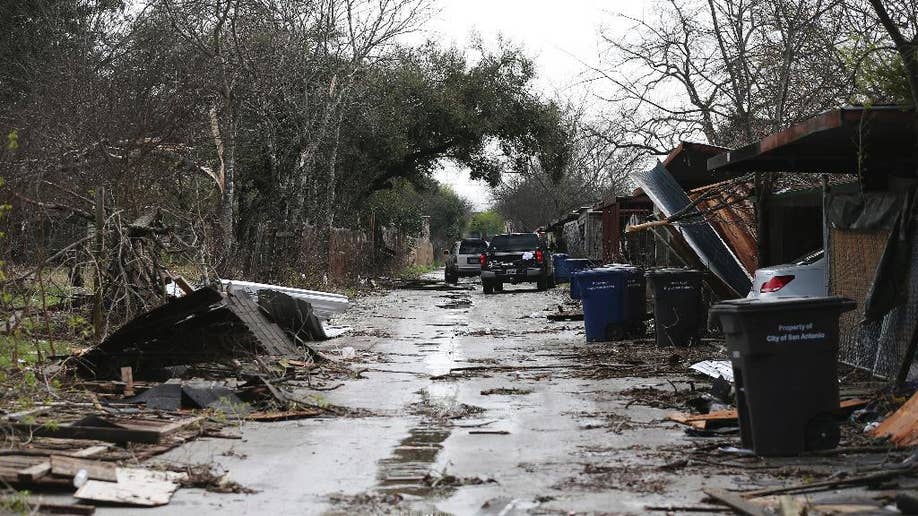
[793,249,824,265]
[458,240,487,254]
[490,234,540,252]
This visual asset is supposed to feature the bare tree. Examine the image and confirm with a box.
[598,0,862,156]
[494,106,636,230]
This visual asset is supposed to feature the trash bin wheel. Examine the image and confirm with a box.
[804,413,840,451]
[483,280,495,295]
[606,326,625,341]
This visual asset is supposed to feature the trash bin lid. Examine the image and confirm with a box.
[572,266,632,278]
[710,296,856,315]
[645,267,704,277]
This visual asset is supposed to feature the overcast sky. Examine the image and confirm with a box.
[423,0,650,210]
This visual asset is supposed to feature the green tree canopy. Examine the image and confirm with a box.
[335,43,571,207]
[468,211,506,238]
[367,178,472,252]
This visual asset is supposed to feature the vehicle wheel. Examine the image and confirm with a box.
[483,280,494,294]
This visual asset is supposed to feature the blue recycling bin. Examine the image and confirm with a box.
[568,259,598,298]
[553,253,571,283]
[576,266,646,342]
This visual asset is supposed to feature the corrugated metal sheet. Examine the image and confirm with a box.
[689,181,757,275]
[633,163,752,296]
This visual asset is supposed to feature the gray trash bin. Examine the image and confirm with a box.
[709,296,856,456]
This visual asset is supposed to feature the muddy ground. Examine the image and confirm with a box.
[83,273,909,515]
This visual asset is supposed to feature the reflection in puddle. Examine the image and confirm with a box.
[377,424,452,496]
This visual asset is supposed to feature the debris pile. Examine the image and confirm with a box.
[0,280,353,511]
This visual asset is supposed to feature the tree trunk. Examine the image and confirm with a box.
[222,115,236,255]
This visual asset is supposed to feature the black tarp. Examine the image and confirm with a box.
[826,189,916,321]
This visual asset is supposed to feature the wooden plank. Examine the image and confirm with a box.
[110,415,203,436]
[670,399,869,429]
[121,367,134,397]
[3,423,161,444]
[172,275,195,295]
[50,455,117,482]
[0,498,95,515]
[703,488,769,516]
[16,461,51,483]
[71,445,112,458]
[247,408,322,422]
[6,406,52,421]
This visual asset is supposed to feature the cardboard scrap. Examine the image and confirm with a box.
[74,468,187,507]
[689,360,734,382]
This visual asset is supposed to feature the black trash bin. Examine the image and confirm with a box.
[646,269,705,346]
[709,296,856,456]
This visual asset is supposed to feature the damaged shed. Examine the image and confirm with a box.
[708,106,918,380]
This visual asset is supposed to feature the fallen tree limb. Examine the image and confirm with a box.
[703,489,768,516]
[626,219,671,234]
[740,466,918,498]
[645,505,729,513]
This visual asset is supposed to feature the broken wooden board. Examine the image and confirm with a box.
[0,497,95,515]
[872,390,918,446]
[3,415,203,444]
[74,468,187,507]
[77,286,305,379]
[50,455,117,481]
[703,488,768,516]
[247,408,323,422]
[17,461,51,482]
[5,423,162,444]
[106,415,204,436]
[0,455,69,487]
[669,399,869,430]
[546,312,584,322]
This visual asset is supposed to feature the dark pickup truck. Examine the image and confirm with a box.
[479,233,553,294]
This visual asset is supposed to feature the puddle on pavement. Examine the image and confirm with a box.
[375,386,479,498]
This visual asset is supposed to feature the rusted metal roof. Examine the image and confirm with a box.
[689,181,757,275]
[708,106,917,175]
[663,141,732,189]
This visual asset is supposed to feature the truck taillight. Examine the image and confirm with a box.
[479,253,487,266]
[760,275,795,293]
[535,249,544,264]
